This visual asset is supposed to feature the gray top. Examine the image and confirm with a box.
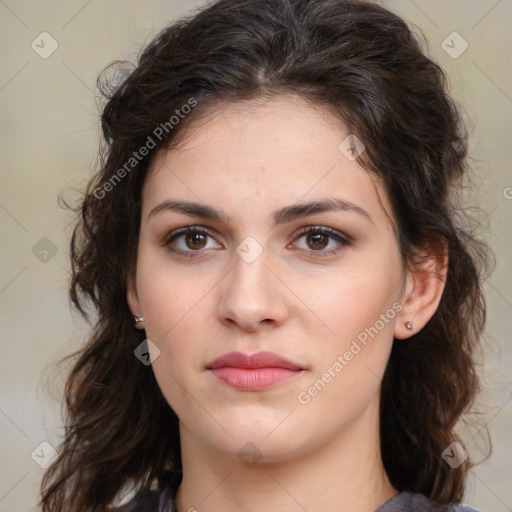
[376,492,481,511]
[115,488,483,511]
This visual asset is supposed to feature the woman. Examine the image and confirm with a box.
[41,0,490,510]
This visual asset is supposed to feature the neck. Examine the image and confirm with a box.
[174,399,397,512]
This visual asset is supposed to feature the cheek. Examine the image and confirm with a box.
[136,246,216,339]
[141,284,211,417]
[134,256,218,408]
[302,260,402,343]
[295,274,399,429]
[298,246,403,387]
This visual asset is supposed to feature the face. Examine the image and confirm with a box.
[128,95,408,463]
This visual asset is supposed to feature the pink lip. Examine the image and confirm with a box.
[207,351,304,391]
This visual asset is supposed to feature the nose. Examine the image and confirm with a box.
[217,250,290,332]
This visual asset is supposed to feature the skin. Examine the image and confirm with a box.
[127,94,447,512]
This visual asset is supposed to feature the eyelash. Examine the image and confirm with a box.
[293,226,350,257]
[161,226,212,258]
[161,225,350,258]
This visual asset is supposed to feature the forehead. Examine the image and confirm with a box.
[142,94,394,226]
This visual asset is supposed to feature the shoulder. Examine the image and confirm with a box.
[377,491,484,512]
[113,489,483,512]
[410,492,483,512]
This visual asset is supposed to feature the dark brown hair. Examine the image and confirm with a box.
[41,0,490,510]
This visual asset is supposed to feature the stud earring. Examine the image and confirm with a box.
[134,316,144,329]
[404,321,413,331]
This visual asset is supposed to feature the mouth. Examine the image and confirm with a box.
[206,351,305,391]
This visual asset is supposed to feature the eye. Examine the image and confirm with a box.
[292,226,350,256]
[162,226,222,254]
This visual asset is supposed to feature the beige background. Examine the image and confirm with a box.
[0,1,510,511]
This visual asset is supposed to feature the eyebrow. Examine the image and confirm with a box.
[148,198,373,226]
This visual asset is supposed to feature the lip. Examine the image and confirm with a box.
[207,351,303,371]
[206,351,304,391]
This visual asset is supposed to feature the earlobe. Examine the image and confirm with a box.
[394,246,448,340]
[127,278,145,330]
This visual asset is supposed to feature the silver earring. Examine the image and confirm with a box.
[134,316,144,325]
[404,321,413,331]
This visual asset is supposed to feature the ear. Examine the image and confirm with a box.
[126,276,142,318]
[394,241,448,340]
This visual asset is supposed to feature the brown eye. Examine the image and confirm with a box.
[306,232,329,250]
[292,226,350,257]
[163,226,222,255]
[185,232,208,250]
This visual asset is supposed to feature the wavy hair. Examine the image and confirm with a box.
[41,0,490,510]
